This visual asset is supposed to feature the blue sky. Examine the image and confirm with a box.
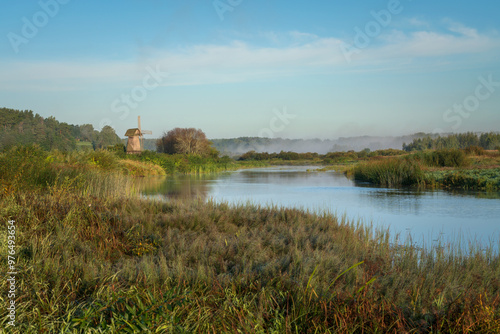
[1,0,499,139]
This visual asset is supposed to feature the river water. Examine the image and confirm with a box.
[139,166,500,252]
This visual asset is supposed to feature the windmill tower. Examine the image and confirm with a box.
[124,116,152,154]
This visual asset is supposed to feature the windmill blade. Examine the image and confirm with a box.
[141,130,153,135]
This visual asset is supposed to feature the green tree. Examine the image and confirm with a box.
[96,125,122,149]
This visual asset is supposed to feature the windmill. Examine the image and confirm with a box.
[124,116,152,154]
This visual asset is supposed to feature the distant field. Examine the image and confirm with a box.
[76,141,93,150]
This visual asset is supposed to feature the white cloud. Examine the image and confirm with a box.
[385,30,490,57]
[1,23,499,91]
[289,31,319,43]
[444,19,479,38]
[407,17,430,28]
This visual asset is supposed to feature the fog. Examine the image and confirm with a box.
[210,134,430,156]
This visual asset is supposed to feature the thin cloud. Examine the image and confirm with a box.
[407,17,431,28]
[1,23,499,91]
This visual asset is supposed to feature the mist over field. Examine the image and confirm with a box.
[139,133,436,155]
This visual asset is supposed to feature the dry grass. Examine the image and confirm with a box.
[1,188,499,333]
[1,145,499,333]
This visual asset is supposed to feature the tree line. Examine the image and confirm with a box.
[403,132,500,151]
[0,108,122,151]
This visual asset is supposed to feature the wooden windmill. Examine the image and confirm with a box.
[124,116,152,154]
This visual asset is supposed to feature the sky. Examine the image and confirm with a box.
[0,0,499,139]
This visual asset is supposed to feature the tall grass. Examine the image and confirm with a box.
[352,158,426,187]
[1,193,499,332]
[132,150,241,175]
[1,148,499,332]
[428,168,500,190]
[349,149,500,189]
[410,149,470,168]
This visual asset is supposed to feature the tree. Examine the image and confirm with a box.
[96,126,122,149]
[78,124,97,142]
[157,128,213,156]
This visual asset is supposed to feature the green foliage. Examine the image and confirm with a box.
[0,144,57,193]
[86,150,120,170]
[322,151,358,163]
[66,286,188,332]
[369,148,406,156]
[463,145,486,156]
[0,108,76,151]
[403,132,500,151]
[238,150,319,161]
[238,149,405,164]
[353,158,425,187]
[0,107,122,152]
[129,150,238,175]
[409,149,469,168]
[428,168,500,190]
[356,148,371,158]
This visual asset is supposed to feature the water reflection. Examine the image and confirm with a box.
[137,166,500,251]
[139,174,215,200]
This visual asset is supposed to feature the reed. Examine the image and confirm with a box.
[352,158,426,187]
[1,148,499,333]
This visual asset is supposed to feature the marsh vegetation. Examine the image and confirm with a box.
[1,145,499,333]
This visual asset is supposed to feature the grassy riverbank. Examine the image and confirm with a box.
[1,146,500,332]
[350,149,500,190]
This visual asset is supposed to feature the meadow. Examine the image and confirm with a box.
[0,145,499,333]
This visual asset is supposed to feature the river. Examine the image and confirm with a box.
[139,166,500,252]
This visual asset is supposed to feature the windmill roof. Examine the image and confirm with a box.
[125,128,141,136]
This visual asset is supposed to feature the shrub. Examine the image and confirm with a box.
[463,145,485,156]
[85,150,119,170]
[0,144,57,192]
[369,148,406,157]
[352,158,425,187]
[409,149,469,168]
[323,151,358,163]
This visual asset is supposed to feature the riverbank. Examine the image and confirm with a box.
[1,146,499,332]
[348,149,500,190]
[237,148,500,191]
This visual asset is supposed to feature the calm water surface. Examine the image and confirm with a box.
[140,166,500,251]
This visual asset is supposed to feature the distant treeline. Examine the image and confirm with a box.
[403,132,500,151]
[211,134,430,155]
[0,108,122,151]
[238,148,406,162]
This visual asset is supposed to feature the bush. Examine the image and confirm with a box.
[0,144,57,192]
[85,150,119,170]
[368,148,406,157]
[409,149,469,168]
[157,128,213,156]
[463,145,485,156]
[323,151,358,163]
[353,158,425,187]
